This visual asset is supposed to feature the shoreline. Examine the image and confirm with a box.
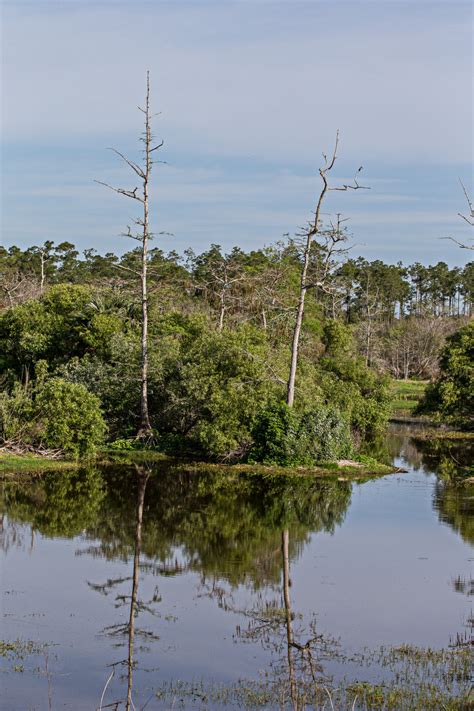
[0,449,397,480]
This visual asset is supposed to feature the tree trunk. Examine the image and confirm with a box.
[287,163,331,407]
[287,242,312,407]
[286,132,365,407]
[218,290,225,332]
[138,72,152,437]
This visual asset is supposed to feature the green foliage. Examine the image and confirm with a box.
[0,299,53,373]
[155,323,275,459]
[34,378,107,458]
[417,322,474,429]
[2,468,105,537]
[0,284,127,378]
[0,381,34,443]
[0,375,106,459]
[107,438,143,451]
[319,321,391,439]
[250,401,352,466]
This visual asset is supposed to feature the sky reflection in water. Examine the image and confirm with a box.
[1,426,472,709]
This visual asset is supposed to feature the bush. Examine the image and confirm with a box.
[417,321,474,430]
[155,323,275,460]
[249,402,353,466]
[0,381,34,443]
[0,374,107,459]
[35,378,107,458]
[319,321,390,440]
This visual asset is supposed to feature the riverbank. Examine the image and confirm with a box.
[0,448,397,479]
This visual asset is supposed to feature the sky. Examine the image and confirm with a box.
[1,0,472,267]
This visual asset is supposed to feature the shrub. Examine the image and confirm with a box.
[319,321,391,440]
[0,375,107,459]
[417,321,474,430]
[155,324,275,460]
[35,378,107,458]
[249,402,353,466]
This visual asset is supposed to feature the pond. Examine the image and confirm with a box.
[1,425,473,710]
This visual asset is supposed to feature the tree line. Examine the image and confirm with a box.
[2,242,472,321]
[1,236,471,457]
[1,240,471,382]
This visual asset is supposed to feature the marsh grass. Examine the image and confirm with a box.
[152,644,473,710]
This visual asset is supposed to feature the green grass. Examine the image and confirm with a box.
[0,448,396,479]
[390,379,428,415]
[0,452,78,474]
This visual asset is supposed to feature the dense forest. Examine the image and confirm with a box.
[1,239,472,460]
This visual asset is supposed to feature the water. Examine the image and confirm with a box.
[1,426,473,709]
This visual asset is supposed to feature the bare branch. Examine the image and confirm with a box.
[113,264,141,277]
[94,180,144,203]
[458,212,474,227]
[150,140,164,153]
[442,236,474,250]
[107,148,145,180]
[459,178,474,218]
[330,178,371,191]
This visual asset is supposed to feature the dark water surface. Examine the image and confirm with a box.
[1,426,473,709]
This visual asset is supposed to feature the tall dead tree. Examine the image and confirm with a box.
[286,132,367,407]
[96,71,163,437]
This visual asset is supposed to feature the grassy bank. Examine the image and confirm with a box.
[0,448,396,479]
[0,452,78,474]
[168,459,397,480]
[390,379,428,416]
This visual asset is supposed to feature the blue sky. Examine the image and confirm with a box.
[1,0,472,266]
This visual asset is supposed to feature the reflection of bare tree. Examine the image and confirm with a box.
[230,528,339,709]
[282,529,297,710]
[93,466,160,711]
[126,467,149,711]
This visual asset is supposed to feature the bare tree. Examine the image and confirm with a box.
[96,71,163,437]
[286,132,368,406]
[445,180,474,251]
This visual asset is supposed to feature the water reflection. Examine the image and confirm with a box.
[435,480,474,546]
[1,428,473,709]
[2,466,352,586]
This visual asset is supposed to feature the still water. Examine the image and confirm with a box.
[1,426,473,709]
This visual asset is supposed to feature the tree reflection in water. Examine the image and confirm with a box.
[1,437,473,707]
[87,466,351,708]
[92,466,158,711]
